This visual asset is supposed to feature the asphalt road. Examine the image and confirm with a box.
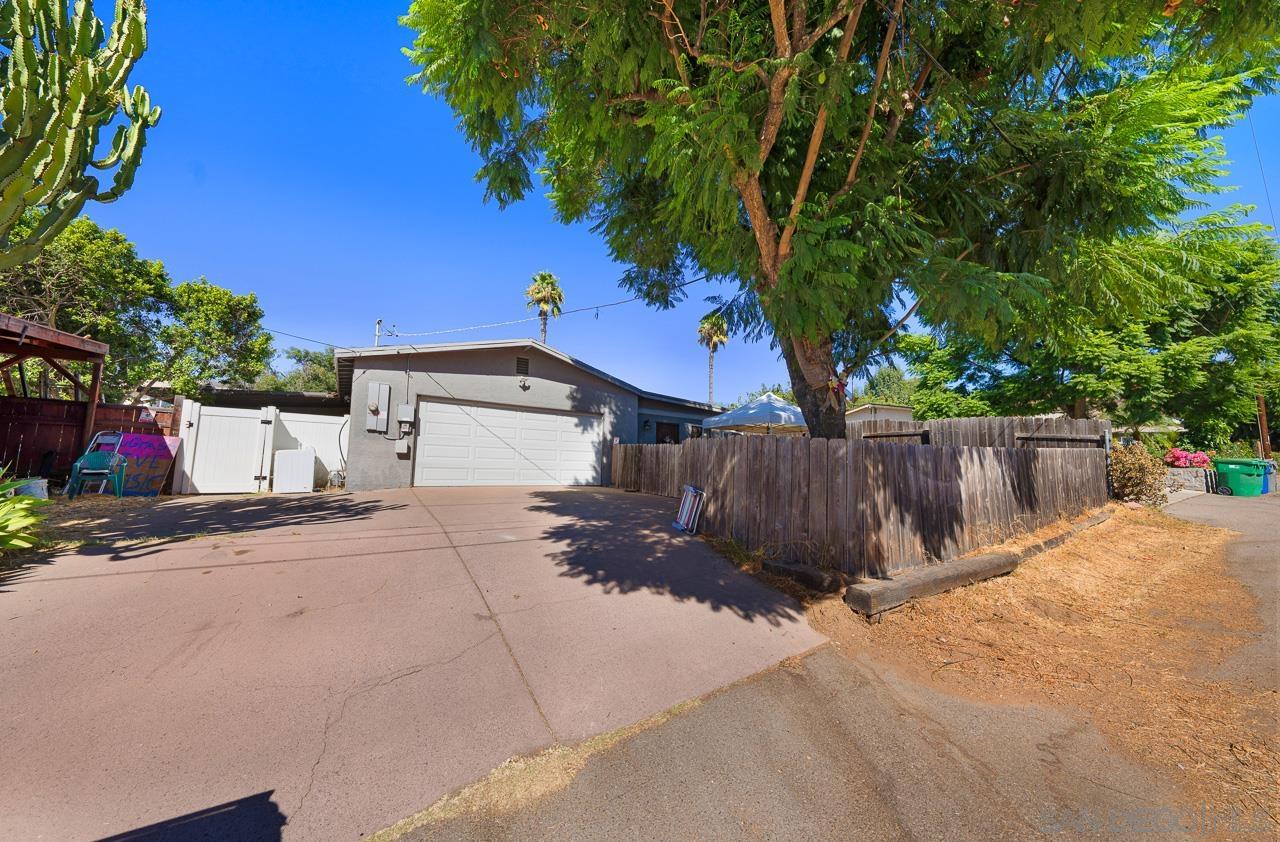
[0,487,821,840]
[1165,491,1279,690]
[400,492,1280,841]
[403,647,1184,841]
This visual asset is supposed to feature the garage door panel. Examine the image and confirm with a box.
[422,465,473,478]
[518,446,559,460]
[422,443,474,458]
[472,445,518,460]
[426,421,475,439]
[474,468,521,482]
[415,401,602,487]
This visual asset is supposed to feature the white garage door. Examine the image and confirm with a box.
[414,400,603,486]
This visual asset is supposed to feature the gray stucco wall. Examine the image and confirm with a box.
[344,347,641,491]
[637,396,713,444]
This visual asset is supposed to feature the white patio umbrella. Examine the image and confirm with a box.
[702,392,808,435]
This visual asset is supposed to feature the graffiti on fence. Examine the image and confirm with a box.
[116,433,180,497]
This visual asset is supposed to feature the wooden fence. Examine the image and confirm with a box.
[611,436,1108,577]
[847,416,1110,449]
[0,396,178,478]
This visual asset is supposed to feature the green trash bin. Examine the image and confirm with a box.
[1213,458,1266,497]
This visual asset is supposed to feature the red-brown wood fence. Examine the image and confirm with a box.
[0,397,178,478]
[610,435,1109,577]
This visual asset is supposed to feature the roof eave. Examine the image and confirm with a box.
[332,338,715,411]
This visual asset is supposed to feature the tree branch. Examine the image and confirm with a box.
[870,243,975,349]
[799,0,857,51]
[884,58,930,145]
[757,67,796,167]
[778,0,867,262]
[655,2,692,86]
[791,0,806,49]
[735,174,781,286]
[830,0,903,205]
[768,0,793,56]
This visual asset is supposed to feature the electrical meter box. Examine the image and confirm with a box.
[366,382,390,433]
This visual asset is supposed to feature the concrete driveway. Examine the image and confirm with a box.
[0,487,822,840]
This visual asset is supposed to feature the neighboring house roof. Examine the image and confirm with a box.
[845,401,913,414]
[334,338,717,413]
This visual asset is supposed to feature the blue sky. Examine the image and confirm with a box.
[85,1,1278,406]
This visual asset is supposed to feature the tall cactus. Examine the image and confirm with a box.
[0,0,159,270]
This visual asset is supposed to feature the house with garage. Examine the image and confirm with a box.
[335,339,717,491]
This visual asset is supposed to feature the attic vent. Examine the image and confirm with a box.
[515,356,530,376]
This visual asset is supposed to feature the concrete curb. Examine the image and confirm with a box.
[843,510,1112,617]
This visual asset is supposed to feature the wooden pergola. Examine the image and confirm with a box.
[0,312,109,449]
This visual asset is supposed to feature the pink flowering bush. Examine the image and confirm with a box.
[1163,448,1210,468]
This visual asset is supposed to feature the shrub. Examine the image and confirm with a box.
[1212,440,1257,459]
[1163,447,1210,468]
[1110,443,1168,507]
[1140,431,1179,459]
[0,476,48,551]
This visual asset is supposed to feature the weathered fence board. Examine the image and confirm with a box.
[611,434,1108,577]
[848,416,1109,450]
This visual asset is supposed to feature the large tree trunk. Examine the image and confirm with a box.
[540,313,548,343]
[781,335,846,438]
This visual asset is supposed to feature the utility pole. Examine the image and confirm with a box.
[1259,394,1272,459]
[374,319,383,348]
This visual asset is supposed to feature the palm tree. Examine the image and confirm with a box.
[525,271,564,344]
[697,312,729,405]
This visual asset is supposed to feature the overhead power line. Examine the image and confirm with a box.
[264,274,714,350]
[262,326,358,352]
[1246,111,1277,230]
[383,274,712,338]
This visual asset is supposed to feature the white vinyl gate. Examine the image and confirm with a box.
[174,402,350,494]
[175,404,274,494]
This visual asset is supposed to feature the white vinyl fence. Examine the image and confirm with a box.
[174,401,349,494]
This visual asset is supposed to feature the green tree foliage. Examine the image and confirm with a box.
[0,0,159,269]
[0,214,272,400]
[404,0,1278,437]
[525,270,563,343]
[697,311,728,404]
[856,364,915,406]
[732,382,797,408]
[254,346,337,393]
[900,216,1280,439]
[896,334,992,420]
[0,212,167,394]
[149,279,272,398]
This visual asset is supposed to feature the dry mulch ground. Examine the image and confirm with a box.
[802,505,1278,829]
[1,494,168,572]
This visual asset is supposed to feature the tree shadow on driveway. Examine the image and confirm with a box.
[1,493,408,590]
[527,488,807,627]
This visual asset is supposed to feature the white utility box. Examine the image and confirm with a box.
[273,447,327,493]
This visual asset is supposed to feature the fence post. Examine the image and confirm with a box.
[174,400,201,494]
